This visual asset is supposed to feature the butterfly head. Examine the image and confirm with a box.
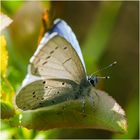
[88,76,98,87]
[88,75,110,87]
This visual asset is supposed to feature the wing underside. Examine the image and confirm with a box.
[16,79,79,110]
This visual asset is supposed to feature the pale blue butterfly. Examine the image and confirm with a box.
[16,19,105,110]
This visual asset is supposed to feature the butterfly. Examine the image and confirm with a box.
[16,19,105,110]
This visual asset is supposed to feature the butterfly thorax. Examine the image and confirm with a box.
[78,78,92,97]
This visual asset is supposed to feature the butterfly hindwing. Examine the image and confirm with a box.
[16,79,79,110]
[29,34,86,84]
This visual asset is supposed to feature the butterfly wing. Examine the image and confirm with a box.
[16,33,86,110]
[47,19,86,70]
[16,79,79,110]
[16,20,87,110]
[29,33,86,84]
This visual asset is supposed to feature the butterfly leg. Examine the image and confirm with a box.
[81,96,87,118]
[89,94,96,112]
[89,90,99,112]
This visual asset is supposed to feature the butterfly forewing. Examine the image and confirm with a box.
[16,79,79,110]
[30,34,86,84]
[49,19,86,70]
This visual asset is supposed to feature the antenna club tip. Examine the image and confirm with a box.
[106,76,110,79]
[113,61,117,64]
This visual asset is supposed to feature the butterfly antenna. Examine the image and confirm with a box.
[97,76,110,79]
[91,61,117,76]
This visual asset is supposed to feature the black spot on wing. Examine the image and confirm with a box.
[55,46,58,49]
[42,61,48,65]
[63,46,67,50]
[52,100,55,104]
[50,50,54,54]
[39,102,42,105]
[33,95,36,98]
[46,56,51,59]
[62,82,65,85]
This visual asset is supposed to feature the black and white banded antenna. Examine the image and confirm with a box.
[88,61,117,86]
[92,61,117,76]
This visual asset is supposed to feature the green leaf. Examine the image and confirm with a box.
[1,1,23,15]
[1,101,15,119]
[20,89,127,133]
[1,76,15,119]
[112,95,138,138]
[1,77,15,103]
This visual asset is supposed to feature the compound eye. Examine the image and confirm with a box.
[90,79,95,86]
[89,76,98,87]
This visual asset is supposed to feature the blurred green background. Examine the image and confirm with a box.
[1,1,139,139]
